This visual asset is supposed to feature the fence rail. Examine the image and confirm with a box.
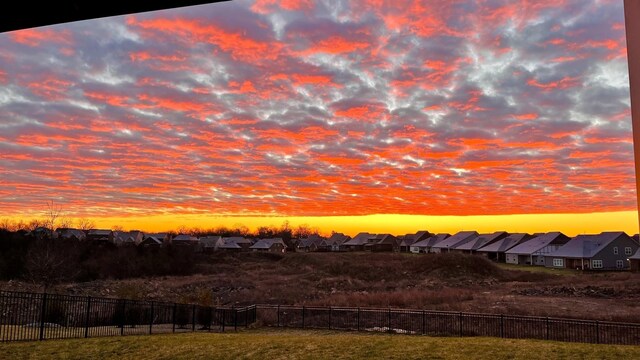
[255,304,640,345]
[0,291,256,342]
[3,291,640,345]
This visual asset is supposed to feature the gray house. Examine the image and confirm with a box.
[319,233,350,252]
[544,232,638,270]
[341,232,375,251]
[430,231,479,253]
[399,231,432,252]
[453,231,509,254]
[505,232,570,265]
[410,233,450,253]
[476,233,533,262]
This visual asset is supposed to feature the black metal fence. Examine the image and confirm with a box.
[255,304,640,345]
[0,291,256,342]
[4,291,640,345]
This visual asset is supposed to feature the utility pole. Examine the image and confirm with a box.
[624,0,640,235]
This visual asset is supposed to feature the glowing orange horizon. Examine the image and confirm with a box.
[3,210,637,238]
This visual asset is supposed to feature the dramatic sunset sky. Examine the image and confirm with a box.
[0,0,637,236]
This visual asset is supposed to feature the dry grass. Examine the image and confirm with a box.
[3,252,640,322]
[1,328,640,360]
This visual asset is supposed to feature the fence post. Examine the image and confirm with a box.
[329,307,332,330]
[277,305,280,327]
[302,306,305,329]
[596,321,600,344]
[222,308,226,332]
[121,300,126,336]
[388,308,391,331]
[149,301,154,335]
[422,310,426,335]
[192,305,196,332]
[39,293,47,341]
[234,308,238,332]
[500,314,504,338]
[84,296,92,338]
[357,308,360,332]
[172,303,177,333]
[545,317,550,340]
[459,312,463,337]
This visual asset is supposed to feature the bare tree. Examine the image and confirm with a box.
[76,218,96,231]
[57,217,74,229]
[0,218,14,231]
[23,239,79,291]
[44,200,62,230]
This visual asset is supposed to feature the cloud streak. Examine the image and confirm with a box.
[0,0,634,219]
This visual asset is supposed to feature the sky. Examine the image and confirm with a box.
[0,0,636,236]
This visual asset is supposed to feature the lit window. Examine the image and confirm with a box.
[552,258,563,267]
[592,260,603,269]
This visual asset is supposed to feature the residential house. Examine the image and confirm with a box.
[341,232,375,251]
[410,233,450,254]
[319,233,350,252]
[86,229,113,244]
[199,235,223,252]
[366,234,399,252]
[56,228,86,241]
[221,237,253,251]
[544,232,638,270]
[399,231,432,252]
[505,232,570,265]
[430,231,479,253]
[297,234,325,252]
[629,247,640,272]
[30,227,57,240]
[250,238,287,253]
[139,235,163,248]
[218,241,243,252]
[113,231,144,246]
[171,234,199,246]
[145,233,170,246]
[453,231,509,254]
[476,233,533,262]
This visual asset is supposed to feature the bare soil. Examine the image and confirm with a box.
[2,252,640,322]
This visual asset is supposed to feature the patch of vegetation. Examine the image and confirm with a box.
[1,329,639,360]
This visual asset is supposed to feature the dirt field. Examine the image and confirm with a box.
[2,252,639,322]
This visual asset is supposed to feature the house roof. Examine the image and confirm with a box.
[431,231,479,250]
[343,232,374,246]
[477,233,531,253]
[506,232,569,255]
[455,231,508,251]
[219,241,242,249]
[547,232,631,259]
[411,233,450,248]
[299,236,324,248]
[222,237,252,244]
[630,247,640,260]
[251,238,286,249]
[328,233,350,244]
[57,228,86,239]
[88,229,112,236]
[173,234,198,241]
[141,236,162,246]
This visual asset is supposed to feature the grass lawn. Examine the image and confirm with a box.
[495,262,577,275]
[1,328,639,360]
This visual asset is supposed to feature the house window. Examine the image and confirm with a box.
[613,247,618,255]
[625,247,633,256]
[592,260,603,269]
[552,258,563,267]
[616,260,624,269]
